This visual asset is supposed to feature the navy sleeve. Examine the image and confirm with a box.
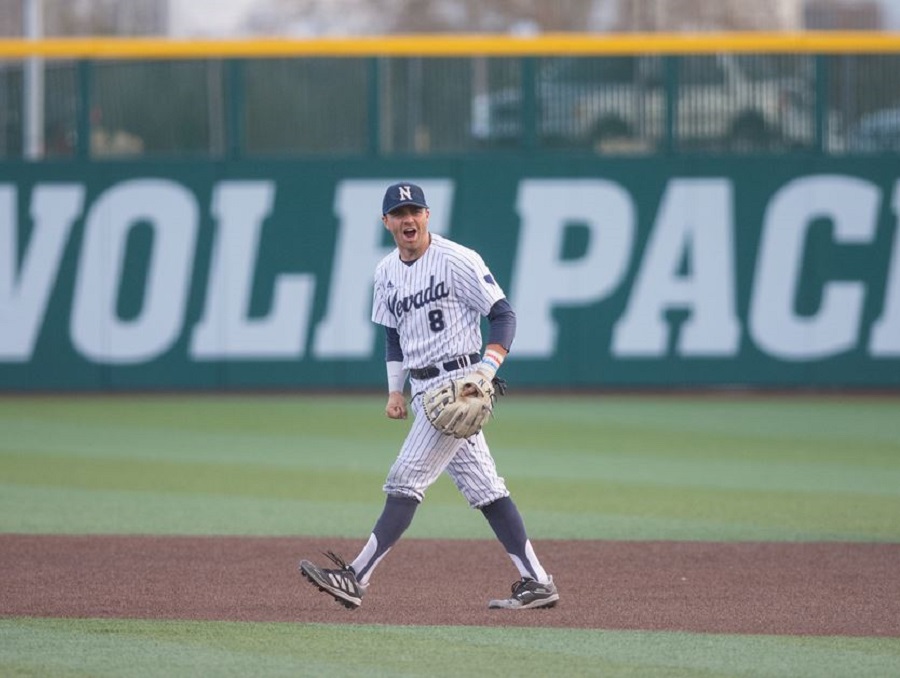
[384,327,404,362]
[486,299,516,352]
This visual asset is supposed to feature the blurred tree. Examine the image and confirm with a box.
[0,0,814,38]
[248,0,612,34]
[42,0,167,36]
[0,2,23,37]
[247,0,804,35]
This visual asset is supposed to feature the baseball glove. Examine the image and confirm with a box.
[422,374,507,439]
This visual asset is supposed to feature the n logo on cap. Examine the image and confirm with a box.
[399,186,413,201]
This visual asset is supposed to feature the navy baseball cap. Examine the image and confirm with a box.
[382,182,428,215]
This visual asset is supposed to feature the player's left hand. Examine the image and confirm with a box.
[460,373,508,399]
[385,391,408,419]
[422,373,506,439]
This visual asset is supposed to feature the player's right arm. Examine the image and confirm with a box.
[372,263,408,420]
[384,327,408,420]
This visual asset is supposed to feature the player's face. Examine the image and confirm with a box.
[383,205,430,261]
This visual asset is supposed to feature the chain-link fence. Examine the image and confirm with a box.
[2,44,900,159]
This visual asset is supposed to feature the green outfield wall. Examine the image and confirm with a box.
[2,156,898,390]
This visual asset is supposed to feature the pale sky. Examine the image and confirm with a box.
[882,0,900,26]
[168,0,259,37]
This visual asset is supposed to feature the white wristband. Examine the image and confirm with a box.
[386,361,407,393]
[476,349,504,381]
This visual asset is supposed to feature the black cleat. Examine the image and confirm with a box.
[488,576,559,609]
[298,551,366,609]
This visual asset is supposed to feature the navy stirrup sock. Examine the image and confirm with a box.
[373,494,419,549]
[481,496,536,578]
[353,494,419,581]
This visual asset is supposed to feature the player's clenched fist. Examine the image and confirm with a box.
[385,391,408,419]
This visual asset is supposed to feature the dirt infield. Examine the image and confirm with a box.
[3,535,899,637]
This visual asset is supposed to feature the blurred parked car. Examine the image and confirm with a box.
[845,106,900,153]
[471,54,827,153]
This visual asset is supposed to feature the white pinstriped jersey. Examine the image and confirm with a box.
[372,234,505,371]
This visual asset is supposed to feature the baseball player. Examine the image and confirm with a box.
[299,182,559,610]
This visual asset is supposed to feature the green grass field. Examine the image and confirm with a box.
[2,394,900,677]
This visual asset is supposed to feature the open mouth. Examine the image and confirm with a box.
[402,227,417,239]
